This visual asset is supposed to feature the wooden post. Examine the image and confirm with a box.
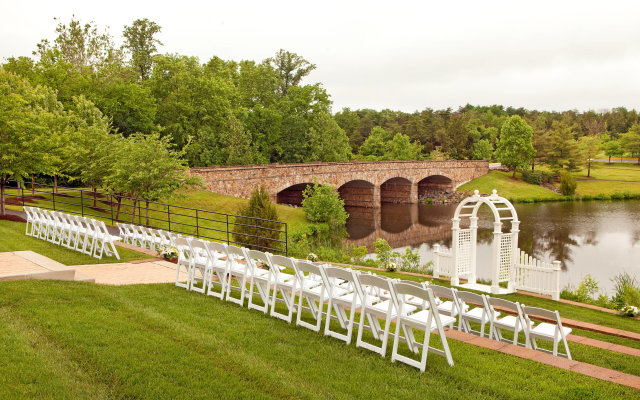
[552,261,561,301]
[491,221,502,294]
[508,220,520,292]
[433,244,440,278]
[469,216,478,285]
[451,218,460,286]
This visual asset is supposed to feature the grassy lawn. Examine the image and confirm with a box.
[0,221,150,265]
[457,171,560,201]
[0,280,637,399]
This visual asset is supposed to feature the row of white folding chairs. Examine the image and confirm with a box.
[170,234,456,371]
[116,223,171,251]
[444,287,572,359]
[23,206,121,260]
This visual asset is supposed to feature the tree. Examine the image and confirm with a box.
[494,116,535,177]
[579,135,602,177]
[358,126,392,159]
[105,133,200,224]
[546,120,582,172]
[603,140,623,164]
[0,68,65,214]
[233,185,282,251]
[35,16,122,72]
[266,49,316,97]
[122,19,163,80]
[471,139,493,160]
[301,180,348,228]
[308,112,351,162]
[384,133,422,160]
[621,124,640,164]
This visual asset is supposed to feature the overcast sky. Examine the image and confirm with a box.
[2,0,640,113]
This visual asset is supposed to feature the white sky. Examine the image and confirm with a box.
[2,0,640,113]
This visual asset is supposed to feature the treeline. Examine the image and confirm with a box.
[336,105,640,165]
[2,17,351,168]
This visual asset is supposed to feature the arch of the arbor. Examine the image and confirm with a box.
[190,160,489,208]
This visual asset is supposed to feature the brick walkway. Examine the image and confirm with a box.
[444,329,640,390]
[71,260,186,285]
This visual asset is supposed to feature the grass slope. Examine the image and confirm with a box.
[457,171,559,201]
[0,221,150,265]
[0,280,636,400]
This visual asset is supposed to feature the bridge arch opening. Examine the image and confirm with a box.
[338,180,375,208]
[276,183,314,206]
[380,177,413,204]
[418,175,454,199]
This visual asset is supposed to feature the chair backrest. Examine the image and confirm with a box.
[189,238,208,258]
[173,236,191,258]
[456,290,486,308]
[427,284,457,301]
[226,244,246,261]
[394,282,439,315]
[324,266,360,298]
[23,206,33,219]
[487,296,520,314]
[269,254,295,272]
[295,260,326,285]
[357,273,396,305]
[522,305,559,322]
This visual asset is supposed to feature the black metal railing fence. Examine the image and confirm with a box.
[4,181,287,255]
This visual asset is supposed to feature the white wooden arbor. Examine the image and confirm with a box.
[450,189,519,295]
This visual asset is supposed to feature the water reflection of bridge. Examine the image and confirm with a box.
[344,204,455,250]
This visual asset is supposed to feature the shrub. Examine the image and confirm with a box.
[559,172,577,196]
[574,274,599,302]
[611,272,640,309]
[424,198,433,205]
[399,247,420,271]
[522,171,542,185]
[233,185,282,252]
[302,180,348,228]
[348,245,368,265]
[374,238,397,269]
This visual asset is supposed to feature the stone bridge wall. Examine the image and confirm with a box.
[190,160,488,207]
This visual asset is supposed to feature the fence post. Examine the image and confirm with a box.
[21,185,24,207]
[80,190,84,216]
[196,209,199,238]
[109,194,114,225]
[285,223,288,256]
[433,244,440,278]
[167,205,171,232]
[226,215,230,245]
[52,185,56,211]
[552,260,561,301]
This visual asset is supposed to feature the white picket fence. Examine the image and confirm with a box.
[513,250,561,301]
[432,244,453,279]
[432,244,561,301]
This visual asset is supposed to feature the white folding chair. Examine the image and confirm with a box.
[456,291,494,337]
[79,217,98,255]
[391,283,455,371]
[47,211,64,244]
[38,209,53,240]
[23,206,35,236]
[205,241,230,300]
[157,229,172,247]
[129,224,147,248]
[58,213,75,248]
[522,306,572,359]
[324,266,364,345]
[268,255,298,323]
[174,236,193,289]
[295,260,328,332]
[29,207,44,237]
[427,284,462,328]
[246,249,274,313]
[224,245,251,306]
[356,274,417,356]
[91,220,121,260]
[188,239,210,294]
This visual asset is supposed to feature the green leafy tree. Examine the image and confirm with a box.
[471,138,493,160]
[0,68,65,214]
[494,115,535,177]
[547,120,582,172]
[603,139,624,163]
[301,180,348,228]
[122,18,162,80]
[579,135,603,177]
[384,133,423,160]
[308,112,351,162]
[358,127,392,159]
[233,185,282,251]
[105,132,200,224]
[266,49,316,97]
[621,124,640,164]
[92,81,157,136]
[560,172,577,196]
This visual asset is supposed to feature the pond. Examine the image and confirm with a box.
[344,200,640,294]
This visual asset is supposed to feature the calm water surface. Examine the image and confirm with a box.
[345,201,640,294]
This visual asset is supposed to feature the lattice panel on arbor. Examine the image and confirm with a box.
[498,233,513,282]
[456,229,472,276]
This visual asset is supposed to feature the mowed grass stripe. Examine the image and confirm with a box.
[0,281,636,399]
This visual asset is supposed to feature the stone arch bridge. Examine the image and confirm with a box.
[190,160,488,208]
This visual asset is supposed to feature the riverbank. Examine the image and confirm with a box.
[458,162,640,203]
